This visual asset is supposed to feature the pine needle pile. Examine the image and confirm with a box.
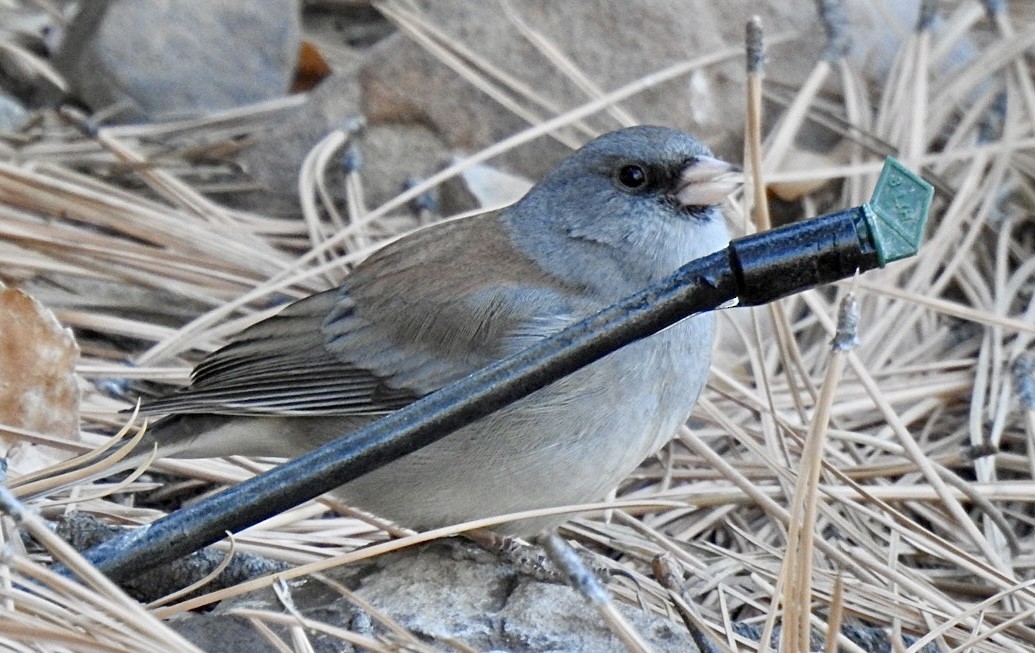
[1,2,1034,651]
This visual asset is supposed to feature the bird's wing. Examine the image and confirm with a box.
[138,213,583,417]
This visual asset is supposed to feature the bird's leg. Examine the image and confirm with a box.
[462,528,615,585]
[459,528,568,582]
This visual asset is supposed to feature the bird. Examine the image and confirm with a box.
[117,125,739,534]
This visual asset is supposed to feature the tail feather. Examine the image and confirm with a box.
[11,413,228,501]
[13,412,367,502]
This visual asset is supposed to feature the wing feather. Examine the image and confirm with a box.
[139,212,586,418]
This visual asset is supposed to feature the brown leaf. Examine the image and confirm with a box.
[0,283,81,474]
[292,40,333,93]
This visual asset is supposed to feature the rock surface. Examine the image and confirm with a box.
[0,92,29,131]
[159,540,937,652]
[168,541,701,653]
[54,0,301,122]
[220,0,947,218]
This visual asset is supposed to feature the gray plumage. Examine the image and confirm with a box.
[125,126,737,534]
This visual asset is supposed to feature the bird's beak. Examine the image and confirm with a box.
[672,156,743,207]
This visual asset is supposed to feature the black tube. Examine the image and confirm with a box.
[74,207,888,582]
[732,207,878,305]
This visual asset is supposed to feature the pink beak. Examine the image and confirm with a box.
[672,155,742,207]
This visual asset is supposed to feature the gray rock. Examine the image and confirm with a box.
[225,59,459,219]
[302,2,395,50]
[165,541,931,652]
[223,1,824,220]
[220,0,959,221]
[359,1,823,176]
[54,0,301,122]
[0,92,29,131]
[225,68,364,217]
[169,616,289,653]
[359,122,457,214]
[187,541,703,653]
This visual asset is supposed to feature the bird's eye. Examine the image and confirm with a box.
[616,164,649,190]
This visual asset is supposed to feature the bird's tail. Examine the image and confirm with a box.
[8,412,200,503]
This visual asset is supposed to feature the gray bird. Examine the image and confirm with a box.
[122,125,739,534]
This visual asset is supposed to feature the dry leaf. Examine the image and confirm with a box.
[292,39,333,92]
[0,282,81,474]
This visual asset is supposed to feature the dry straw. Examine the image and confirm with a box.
[2,1,1035,651]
